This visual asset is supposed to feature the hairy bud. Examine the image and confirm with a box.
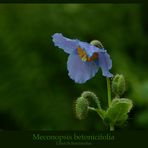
[75,97,89,120]
[112,74,126,97]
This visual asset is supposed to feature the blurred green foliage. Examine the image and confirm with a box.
[0,4,148,130]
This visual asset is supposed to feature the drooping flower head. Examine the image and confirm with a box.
[52,33,113,84]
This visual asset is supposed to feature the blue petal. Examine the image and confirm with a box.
[52,33,79,54]
[78,41,105,57]
[98,52,113,77]
[67,53,99,83]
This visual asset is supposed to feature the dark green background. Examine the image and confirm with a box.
[0,4,148,130]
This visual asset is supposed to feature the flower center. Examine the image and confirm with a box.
[77,47,98,62]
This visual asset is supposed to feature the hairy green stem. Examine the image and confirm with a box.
[81,91,101,110]
[88,107,105,120]
[107,78,112,107]
[106,78,114,131]
[88,106,97,112]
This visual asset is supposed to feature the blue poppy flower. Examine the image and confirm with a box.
[52,33,113,84]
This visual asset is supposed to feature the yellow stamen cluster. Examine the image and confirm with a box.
[77,47,98,62]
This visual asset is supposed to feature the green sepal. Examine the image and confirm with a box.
[104,98,133,125]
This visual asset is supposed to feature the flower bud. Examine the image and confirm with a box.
[75,97,89,120]
[112,74,126,97]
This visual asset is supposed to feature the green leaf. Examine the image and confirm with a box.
[104,98,133,125]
